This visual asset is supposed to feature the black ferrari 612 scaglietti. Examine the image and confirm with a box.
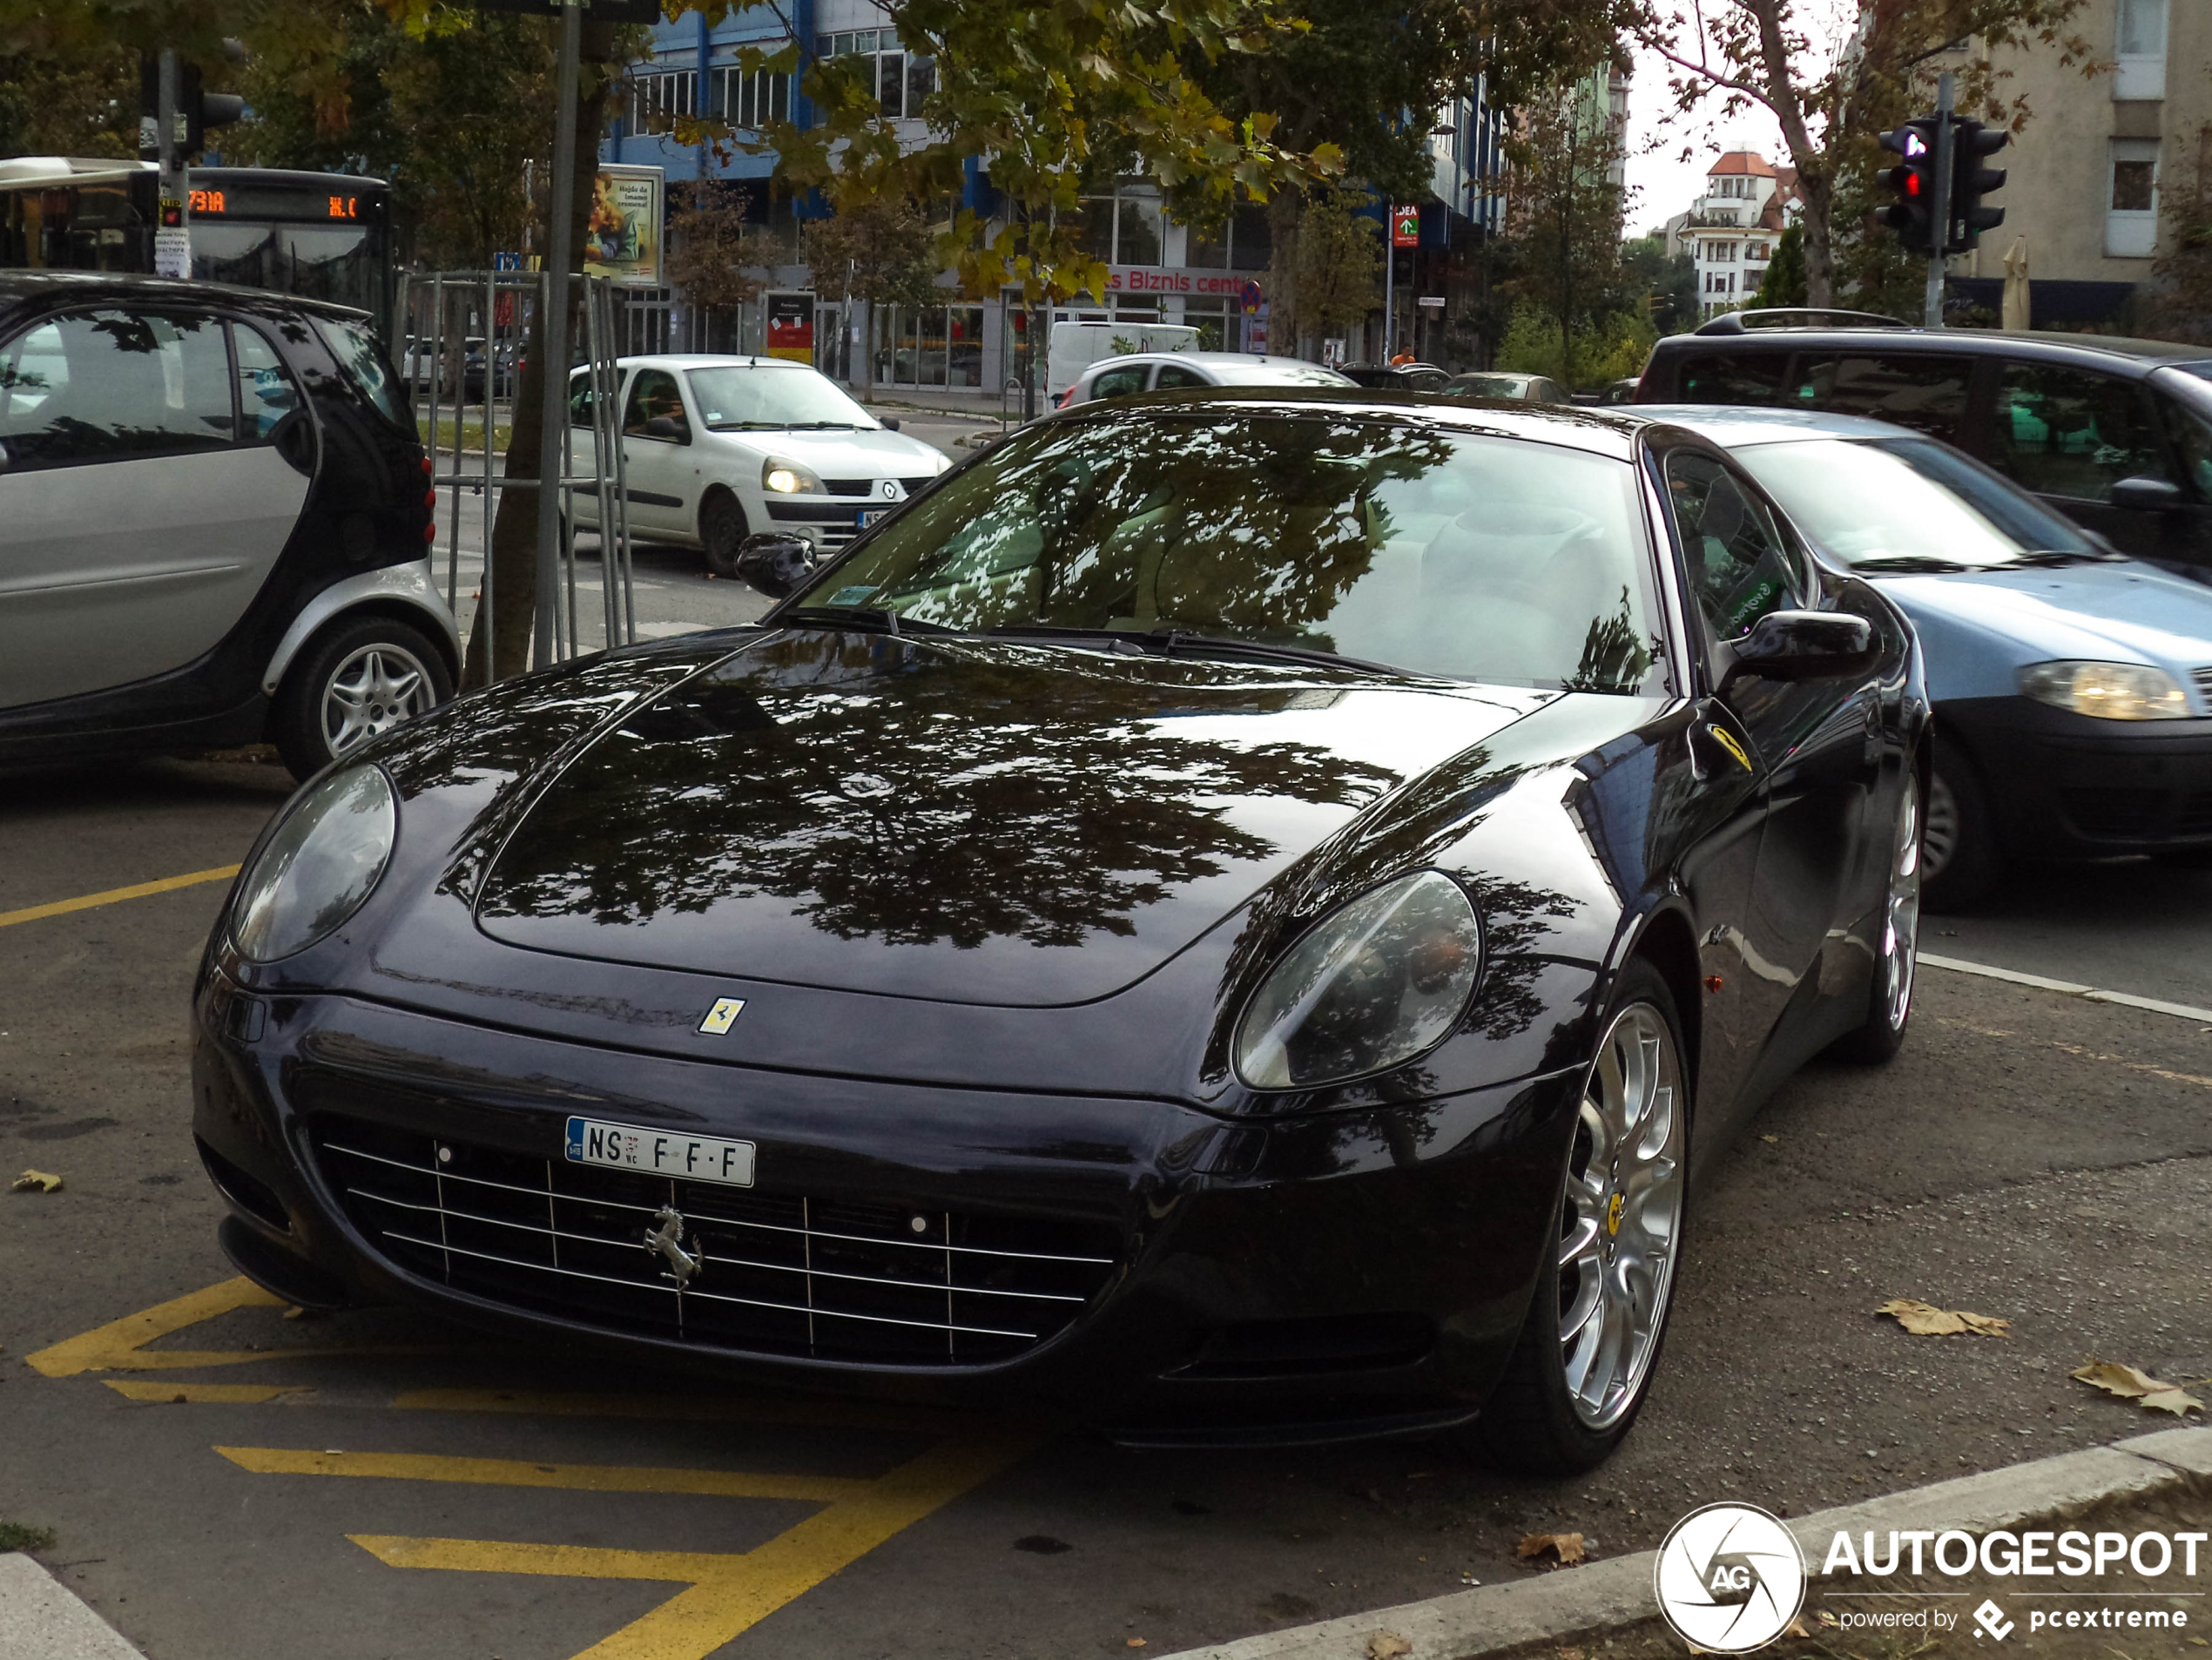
[193,392,1926,1473]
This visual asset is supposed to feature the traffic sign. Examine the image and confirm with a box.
[493,251,522,271]
[1240,278,1263,315]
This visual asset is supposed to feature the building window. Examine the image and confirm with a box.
[627,71,696,131]
[2114,0,2168,99]
[2107,140,2160,257]
[707,61,791,129]
[1076,188,1176,267]
[816,30,935,119]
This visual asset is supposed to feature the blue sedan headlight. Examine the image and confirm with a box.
[2018,660,2189,721]
[232,766,397,962]
[1233,870,1483,1090]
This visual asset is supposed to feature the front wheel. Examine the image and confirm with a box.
[700,489,747,578]
[1829,772,1923,1064]
[1464,961,1689,1474]
[1922,754,2000,911]
[270,615,454,781]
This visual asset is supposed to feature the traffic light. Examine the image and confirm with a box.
[138,54,246,160]
[1948,118,2008,252]
[1878,121,1938,256]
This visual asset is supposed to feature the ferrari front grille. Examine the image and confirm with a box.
[312,1116,1119,1366]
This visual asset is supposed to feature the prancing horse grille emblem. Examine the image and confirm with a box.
[644,1205,705,1285]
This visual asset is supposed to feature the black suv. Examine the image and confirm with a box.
[0,273,457,778]
[1637,311,2212,582]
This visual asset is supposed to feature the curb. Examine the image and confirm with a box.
[1161,1427,2212,1660]
[0,1554,143,1659]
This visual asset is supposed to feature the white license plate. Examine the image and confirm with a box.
[858,507,891,527]
[564,1117,755,1187]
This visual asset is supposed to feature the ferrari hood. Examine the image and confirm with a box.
[473,631,1549,1006]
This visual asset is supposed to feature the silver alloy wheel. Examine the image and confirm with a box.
[1879,776,1924,1031]
[1558,1001,1685,1431]
[320,642,435,759]
[1922,769,1960,882]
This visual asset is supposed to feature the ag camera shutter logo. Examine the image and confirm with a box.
[1655,1502,1808,1652]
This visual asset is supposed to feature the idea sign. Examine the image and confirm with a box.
[1392,205,1420,247]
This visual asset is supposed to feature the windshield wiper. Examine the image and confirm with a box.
[988,624,1399,677]
[1851,555,1979,573]
[779,604,960,637]
[2010,548,2122,566]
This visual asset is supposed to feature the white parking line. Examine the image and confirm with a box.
[1919,952,2212,1025]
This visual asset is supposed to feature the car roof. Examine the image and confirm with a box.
[1050,386,1648,460]
[1619,403,1913,446]
[1652,321,2212,370]
[1082,351,1324,373]
[608,354,822,369]
[0,267,371,325]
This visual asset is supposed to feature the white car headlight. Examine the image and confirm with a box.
[2018,660,2189,721]
[763,458,823,495]
[1233,870,1483,1091]
[232,766,397,962]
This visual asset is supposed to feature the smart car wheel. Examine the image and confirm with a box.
[1921,753,2000,911]
[1829,773,1922,1063]
[272,616,454,781]
[701,489,747,578]
[1467,960,1687,1474]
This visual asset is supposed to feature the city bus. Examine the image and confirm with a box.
[0,158,395,332]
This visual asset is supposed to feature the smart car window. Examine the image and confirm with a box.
[1787,354,1971,440]
[231,323,302,441]
[310,314,407,428]
[1662,450,1796,641]
[1982,364,2170,503]
[795,415,1667,693]
[0,308,233,469]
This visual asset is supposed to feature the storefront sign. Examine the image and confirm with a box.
[765,291,815,362]
[1392,205,1420,248]
[1104,266,1259,299]
[585,165,663,287]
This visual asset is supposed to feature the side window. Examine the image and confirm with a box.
[1663,450,1797,643]
[231,323,302,441]
[1981,364,2168,503]
[1153,363,1209,391]
[1676,353,1790,406]
[623,368,688,439]
[0,308,233,468]
[569,370,596,428]
[1088,365,1148,401]
[1788,354,1971,440]
[2158,392,2212,499]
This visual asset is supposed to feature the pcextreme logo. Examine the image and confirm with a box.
[1654,1502,1808,1653]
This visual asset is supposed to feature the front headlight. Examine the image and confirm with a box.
[762,458,823,495]
[2018,660,2189,720]
[232,766,397,962]
[1233,870,1483,1091]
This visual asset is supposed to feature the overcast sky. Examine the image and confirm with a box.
[1618,39,1791,237]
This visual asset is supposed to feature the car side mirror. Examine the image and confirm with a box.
[1723,610,1875,683]
[2111,475,2183,512]
[736,532,817,598]
[880,416,900,431]
[643,415,685,441]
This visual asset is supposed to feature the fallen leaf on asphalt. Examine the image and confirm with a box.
[1784,1616,1813,1638]
[1367,1634,1413,1659]
[1760,1134,1778,1144]
[1875,1298,2011,1337]
[1516,1532,1587,1566]
[10,1169,63,1193]
[2073,1360,2206,1416]
[1126,1640,1146,1650]
[1817,1610,1841,1630]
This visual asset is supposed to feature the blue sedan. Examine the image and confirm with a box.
[1635,405,2212,908]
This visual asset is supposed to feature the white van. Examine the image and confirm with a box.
[1045,321,1200,401]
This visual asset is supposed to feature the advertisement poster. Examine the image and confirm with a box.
[584,165,663,286]
[1391,204,1420,247]
[765,291,816,362]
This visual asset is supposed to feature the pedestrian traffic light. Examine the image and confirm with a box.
[1878,121,1938,256]
[1948,118,2008,252]
[138,55,246,160]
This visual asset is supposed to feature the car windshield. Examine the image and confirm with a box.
[1729,435,2101,570]
[684,365,877,430]
[787,412,1665,692]
[1445,375,1526,398]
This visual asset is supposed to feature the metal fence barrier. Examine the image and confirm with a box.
[395,268,637,681]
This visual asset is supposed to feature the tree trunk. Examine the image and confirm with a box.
[463,19,615,688]
[1741,0,1833,308]
[1796,173,1835,310]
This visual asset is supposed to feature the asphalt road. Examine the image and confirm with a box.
[3,752,2209,1660]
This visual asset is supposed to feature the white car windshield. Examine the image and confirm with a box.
[685,365,877,431]
[1731,436,2103,572]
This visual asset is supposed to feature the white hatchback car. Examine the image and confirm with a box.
[1058,350,1354,408]
[566,355,951,576]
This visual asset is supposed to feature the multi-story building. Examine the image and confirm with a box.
[1665,150,1796,316]
[600,2,1516,385]
[1944,0,2209,328]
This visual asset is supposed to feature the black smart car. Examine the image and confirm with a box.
[1637,311,2212,583]
[192,391,1926,1473]
[0,272,456,779]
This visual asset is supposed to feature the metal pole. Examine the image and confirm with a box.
[1384,222,1396,361]
[534,0,585,670]
[155,51,189,276]
[1925,71,1956,329]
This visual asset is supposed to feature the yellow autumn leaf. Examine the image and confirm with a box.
[1366,1635,1413,1660]
[1875,1299,2011,1336]
[1516,1532,1587,1566]
[2074,1360,2205,1415]
[10,1169,63,1193]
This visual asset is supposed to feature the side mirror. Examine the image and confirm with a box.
[736,532,818,598]
[642,415,685,441]
[1723,610,1875,683]
[2111,475,2184,512]
[880,416,900,431]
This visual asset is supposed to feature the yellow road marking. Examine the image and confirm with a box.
[0,865,240,931]
[347,1428,1047,1660]
[217,1445,870,1503]
[395,1385,972,1436]
[107,1380,304,1404]
[28,1275,449,1374]
[1934,1017,2212,1090]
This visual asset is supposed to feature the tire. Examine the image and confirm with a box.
[271,614,454,782]
[1921,749,2000,912]
[1828,771,1923,1064]
[1462,959,1689,1475]
[701,489,747,578]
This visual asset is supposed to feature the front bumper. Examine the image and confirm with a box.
[192,979,1578,1438]
[1940,695,2212,857]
